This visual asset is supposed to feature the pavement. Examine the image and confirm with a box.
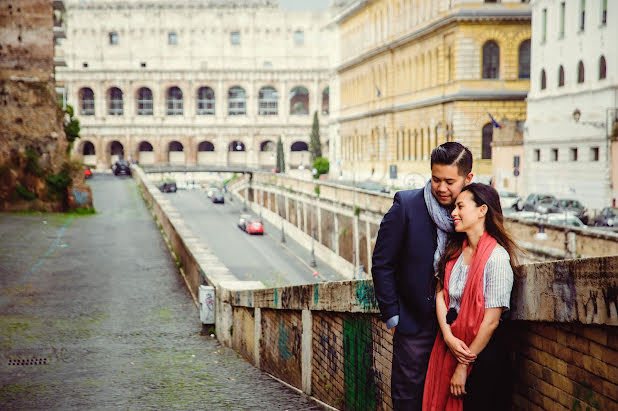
[0,174,321,410]
[166,189,346,287]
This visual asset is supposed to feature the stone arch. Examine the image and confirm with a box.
[197,140,215,165]
[198,141,215,151]
[109,140,124,164]
[80,140,97,166]
[137,141,154,165]
[168,140,185,165]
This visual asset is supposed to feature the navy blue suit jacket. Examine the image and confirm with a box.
[371,189,437,336]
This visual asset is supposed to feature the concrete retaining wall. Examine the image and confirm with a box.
[135,167,617,410]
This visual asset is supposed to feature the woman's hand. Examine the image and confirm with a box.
[450,363,468,397]
[444,335,476,365]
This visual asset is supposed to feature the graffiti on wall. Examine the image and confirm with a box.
[277,316,301,362]
[356,280,378,312]
[343,316,376,410]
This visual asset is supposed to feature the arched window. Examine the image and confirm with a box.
[540,69,547,90]
[482,41,500,79]
[482,123,493,159]
[518,40,531,79]
[229,141,245,151]
[558,65,565,87]
[228,87,246,115]
[289,86,309,115]
[137,87,153,115]
[599,56,607,80]
[322,87,329,115]
[197,87,215,115]
[169,141,184,152]
[82,141,95,155]
[577,61,585,83]
[79,87,95,115]
[108,87,123,115]
[290,141,309,151]
[260,140,275,152]
[110,141,124,157]
[166,87,183,115]
[258,87,278,116]
[198,141,214,151]
[138,141,153,152]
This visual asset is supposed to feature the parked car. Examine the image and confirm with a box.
[237,214,252,230]
[211,190,225,204]
[206,184,219,198]
[83,165,93,179]
[594,207,618,227]
[158,181,177,193]
[545,213,586,228]
[498,191,521,211]
[536,198,588,224]
[521,193,556,212]
[112,159,131,176]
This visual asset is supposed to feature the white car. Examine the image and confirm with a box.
[499,191,521,211]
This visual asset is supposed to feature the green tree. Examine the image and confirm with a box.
[64,104,80,154]
[276,136,285,173]
[312,157,329,179]
[309,111,322,161]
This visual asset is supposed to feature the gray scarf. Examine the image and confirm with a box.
[423,180,454,273]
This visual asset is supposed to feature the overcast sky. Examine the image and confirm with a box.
[279,0,330,11]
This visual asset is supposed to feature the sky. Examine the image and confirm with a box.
[279,0,331,11]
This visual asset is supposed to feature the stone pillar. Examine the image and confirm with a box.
[301,309,312,395]
[317,200,322,243]
[333,212,339,256]
[366,219,372,275]
[254,307,261,369]
[353,214,360,278]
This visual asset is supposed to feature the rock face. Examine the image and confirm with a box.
[0,0,79,211]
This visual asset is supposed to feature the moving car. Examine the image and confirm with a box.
[594,207,618,227]
[211,190,225,204]
[158,182,177,193]
[83,165,93,179]
[112,159,131,176]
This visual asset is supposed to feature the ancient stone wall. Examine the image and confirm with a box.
[0,0,74,211]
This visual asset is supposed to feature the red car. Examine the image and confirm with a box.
[245,219,264,235]
[83,165,93,179]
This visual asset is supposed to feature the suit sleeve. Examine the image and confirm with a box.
[371,191,406,323]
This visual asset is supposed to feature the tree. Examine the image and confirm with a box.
[64,104,80,154]
[309,111,322,161]
[276,136,285,173]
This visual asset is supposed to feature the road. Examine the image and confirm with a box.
[0,175,321,410]
[165,188,345,287]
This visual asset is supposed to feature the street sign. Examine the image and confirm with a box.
[389,165,397,179]
[514,168,520,177]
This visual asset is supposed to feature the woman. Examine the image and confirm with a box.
[422,183,520,411]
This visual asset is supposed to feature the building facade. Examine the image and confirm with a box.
[57,0,341,170]
[525,0,617,210]
[333,0,531,186]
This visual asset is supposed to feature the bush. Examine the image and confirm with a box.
[312,157,329,179]
[24,148,42,177]
[46,169,72,200]
[15,184,36,201]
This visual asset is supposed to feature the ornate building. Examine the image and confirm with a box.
[57,0,341,170]
[525,0,617,210]
[333,0,531,185]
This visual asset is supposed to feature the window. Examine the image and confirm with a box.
[599,56,607,79]
[322,87,329,115]
[230,31,240,45]
[540,69,547,90]
[570,148,578,161]
[481,123,493,159]
[542,8,547,42]
[533,149,540,161]
[82,141,95,155]
[228,87,246,115]
[558,65,565,87]
[109,31,118,45]
[197,87,215,115]
[482,41,500,79]
[551,148,559,161]
[590,147,599,161]
[294,30,304,46]
[198,141,215,152]
[601,0,607,24]
[137,87,153,115]
[108,87,123,115]
[166,86,183,115]
[168,32,177,45]
[79,87,95,115]
[559,2,565,38]
[82,62,88,68]
[258,87,278,116]
[140,62,146,68]
[518,40,531,79]
[289,86,309,115]
[577,61,585,83]
[580,0,585,31]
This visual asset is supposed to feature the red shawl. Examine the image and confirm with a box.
[422,231,497,411]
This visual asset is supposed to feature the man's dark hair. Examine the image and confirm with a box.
[430,142,473,176]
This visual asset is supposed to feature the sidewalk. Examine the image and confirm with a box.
[0,175,321,410]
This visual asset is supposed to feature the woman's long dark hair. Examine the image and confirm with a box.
[436,183,522,289]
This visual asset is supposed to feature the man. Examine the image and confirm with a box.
[372,142,473,410]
